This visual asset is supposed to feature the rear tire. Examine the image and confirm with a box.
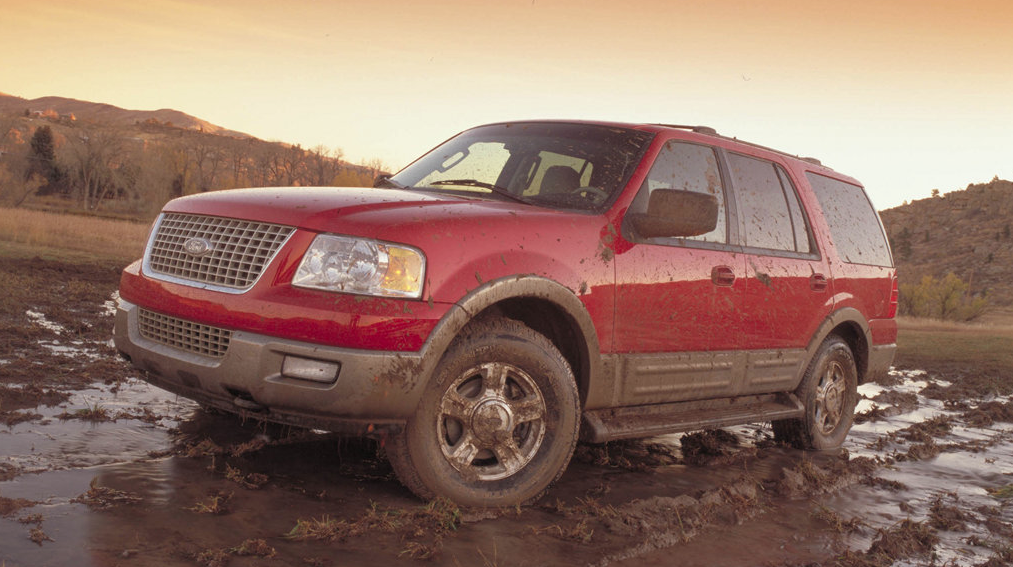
[773,335,858,450]
[386,318,579,507]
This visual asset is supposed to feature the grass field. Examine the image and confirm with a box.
[896,316,1013,375]
[0,207,149,265]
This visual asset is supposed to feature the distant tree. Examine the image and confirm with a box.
[28,125,63,195]
[0,149,45,207]
[306,145,344,186]
[891,226,913,260]
[62,125,128,210]
[931,188,940,197]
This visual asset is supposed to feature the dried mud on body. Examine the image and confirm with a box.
[2,258,1013,567]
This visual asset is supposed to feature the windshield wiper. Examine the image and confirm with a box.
[429,179,530,204]
[374,176,410,190]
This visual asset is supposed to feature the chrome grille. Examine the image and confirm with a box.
[146,213,294,290]
[138,309,231,358]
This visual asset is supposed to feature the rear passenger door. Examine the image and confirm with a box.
[719,152,831,394]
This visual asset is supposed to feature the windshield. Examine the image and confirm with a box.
[389,122,654,211]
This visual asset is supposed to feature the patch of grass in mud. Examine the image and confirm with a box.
[187,539,276,567]
[71,479,143,510]
[988,485,1013,500]
[58,403,112,422]
[223,463,269,489]
[286,498,461,560]
[0,409,43,427]
[811,504,865,533]
[0,384,69,411]
[962,400,1013,427]
[0,495,37,517]
[834,519,940,567]
[928,494,973,531]
[186,491,234,515]
[680,429,746,466]
[572,440,675,471]
[573,439,681,471]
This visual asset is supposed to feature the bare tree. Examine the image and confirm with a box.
[305,145,344,186]
[190,133,224,192]
[62,125,128,210]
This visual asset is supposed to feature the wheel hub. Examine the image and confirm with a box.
[471,398,514,444]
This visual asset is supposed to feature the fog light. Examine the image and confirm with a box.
[282,356,340,384]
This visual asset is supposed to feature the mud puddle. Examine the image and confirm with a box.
[2,257,1013,566]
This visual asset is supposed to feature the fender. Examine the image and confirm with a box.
[799,307,872,386]
[416,274,603,407]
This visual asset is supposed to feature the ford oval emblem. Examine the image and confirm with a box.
[182,237,213,257]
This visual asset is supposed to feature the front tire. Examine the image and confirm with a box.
[773,335,858,450]
[387,318,579,507]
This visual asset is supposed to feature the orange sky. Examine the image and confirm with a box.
[2,0,1011,208]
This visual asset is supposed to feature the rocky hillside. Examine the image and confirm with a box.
[0,92,248,137]
[880,178,1013,307]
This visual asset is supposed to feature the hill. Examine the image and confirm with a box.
[0,92,382,219]
[880,178,1013,307]
[0,93,248,138]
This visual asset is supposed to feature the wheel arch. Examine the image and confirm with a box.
[803,307,872,385]
[421,275,601,407]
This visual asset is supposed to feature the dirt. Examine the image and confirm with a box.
[2,257,1013,567]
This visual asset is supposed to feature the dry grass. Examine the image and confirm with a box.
[895,314,1013,376]
[897,315,1013,335]
[0,207,148,264]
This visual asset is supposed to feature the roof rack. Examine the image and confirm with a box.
[654,124,718,135]
[654,123,830,170]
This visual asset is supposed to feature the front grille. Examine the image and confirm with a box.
[138,309,232,358]
[147,213,294,290]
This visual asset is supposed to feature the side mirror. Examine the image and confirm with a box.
[629,189,718,238]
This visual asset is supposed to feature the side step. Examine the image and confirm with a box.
[580,393,805,443]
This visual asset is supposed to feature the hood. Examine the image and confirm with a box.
[160,186,583,241]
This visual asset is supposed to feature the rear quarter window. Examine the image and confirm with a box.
[806,172,893,267]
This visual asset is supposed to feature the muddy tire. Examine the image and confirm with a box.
[386,318,579,507]
[773,335,858,450]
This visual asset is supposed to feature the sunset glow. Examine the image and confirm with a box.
[2,0,1011,208]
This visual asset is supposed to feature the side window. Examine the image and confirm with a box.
[807,172,892,266]
[728,153,811,253]
[777,165,812,254]
[631,141,727,243]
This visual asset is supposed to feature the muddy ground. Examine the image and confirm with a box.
[1,257,1011,567]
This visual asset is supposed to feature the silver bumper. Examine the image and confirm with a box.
[113,299,428,434]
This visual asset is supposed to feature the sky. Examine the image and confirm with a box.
[2,0,1011,210]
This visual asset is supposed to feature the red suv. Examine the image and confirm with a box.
[114,121,897,506]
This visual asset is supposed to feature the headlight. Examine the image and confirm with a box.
[293,234,425,299]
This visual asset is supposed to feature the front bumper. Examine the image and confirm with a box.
[114,298,430,435]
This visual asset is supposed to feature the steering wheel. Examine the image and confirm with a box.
[575,186,609,204]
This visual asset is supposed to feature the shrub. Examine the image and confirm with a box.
[899,273,988,321]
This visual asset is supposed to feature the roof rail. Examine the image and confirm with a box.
[654,123,831,170]
[654,124,718,136]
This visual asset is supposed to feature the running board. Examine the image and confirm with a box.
[580,393,805,443]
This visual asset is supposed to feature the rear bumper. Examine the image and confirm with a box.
[113,298,429,434]
[866,343,898,382]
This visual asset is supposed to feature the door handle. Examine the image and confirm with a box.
[810,273,828,292]
[712,265,735,287]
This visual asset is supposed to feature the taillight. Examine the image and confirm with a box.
[887,276,899,318]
